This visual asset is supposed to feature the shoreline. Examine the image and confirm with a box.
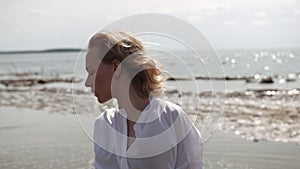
[0,82,299,145]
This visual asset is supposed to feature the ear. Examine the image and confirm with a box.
[112,59,121,77]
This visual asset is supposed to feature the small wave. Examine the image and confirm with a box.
[0,125,22,130]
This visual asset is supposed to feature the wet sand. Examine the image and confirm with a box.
[205,130,300,169]
[1,107,300,169]
[0,107,95,169]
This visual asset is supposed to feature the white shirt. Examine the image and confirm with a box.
[93,97,203,169]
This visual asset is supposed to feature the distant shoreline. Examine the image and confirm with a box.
[1,47,299,55]
[0,48,87,54]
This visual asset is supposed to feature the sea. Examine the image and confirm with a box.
[0,48,299,93]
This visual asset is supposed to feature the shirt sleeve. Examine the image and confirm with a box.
[93,143,121,169]
[93,113,120,169]
[175,118,203,169]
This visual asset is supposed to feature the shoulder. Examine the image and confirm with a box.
[155,98,185,116]
[94,108,118,127]
[156,98,201,136]
[151,98,189,127]
[156,99,186,118]
[93,108,119,142]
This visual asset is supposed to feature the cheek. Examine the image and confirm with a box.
[95,72,112,90]
[94,63,114,94]
[94,74,102,89]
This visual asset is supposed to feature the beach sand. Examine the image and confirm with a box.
[0,107,95,169]
[1,106,300,169]
[205,130,300,169]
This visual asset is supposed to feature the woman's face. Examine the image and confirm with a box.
[85,48,114,103]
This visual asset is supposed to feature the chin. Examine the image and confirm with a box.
[97,97,104,103]
[97,97,109,104]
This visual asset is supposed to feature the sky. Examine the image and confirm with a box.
[0,0,300,50]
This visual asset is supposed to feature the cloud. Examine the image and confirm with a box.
[224,21,237,25]
[294,10,300,15]
[187,15,202,22]
[279,9,299,22]
[29,10,45,17]
[283,0,297,7]
[252,12,271,26]
[140,8,173,13]
[254,12,268,18]
[214,3,232,12]
[281,17,294,22]
[191,3,231,15]
[251,19,269,26]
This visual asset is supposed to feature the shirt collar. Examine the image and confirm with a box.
[135,97,161,123]
[118,97,163,123]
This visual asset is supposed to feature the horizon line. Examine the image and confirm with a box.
[0,46,299,54]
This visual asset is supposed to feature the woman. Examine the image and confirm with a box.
[85,31,203,169]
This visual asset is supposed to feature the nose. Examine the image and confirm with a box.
[85,77,91,88]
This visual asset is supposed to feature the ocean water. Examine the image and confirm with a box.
[0,49,299,92]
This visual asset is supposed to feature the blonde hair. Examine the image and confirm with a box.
[88,31,165,98]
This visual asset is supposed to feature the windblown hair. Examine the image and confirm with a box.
[88,31,166,98]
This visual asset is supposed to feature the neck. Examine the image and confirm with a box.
[117,88,150,122]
